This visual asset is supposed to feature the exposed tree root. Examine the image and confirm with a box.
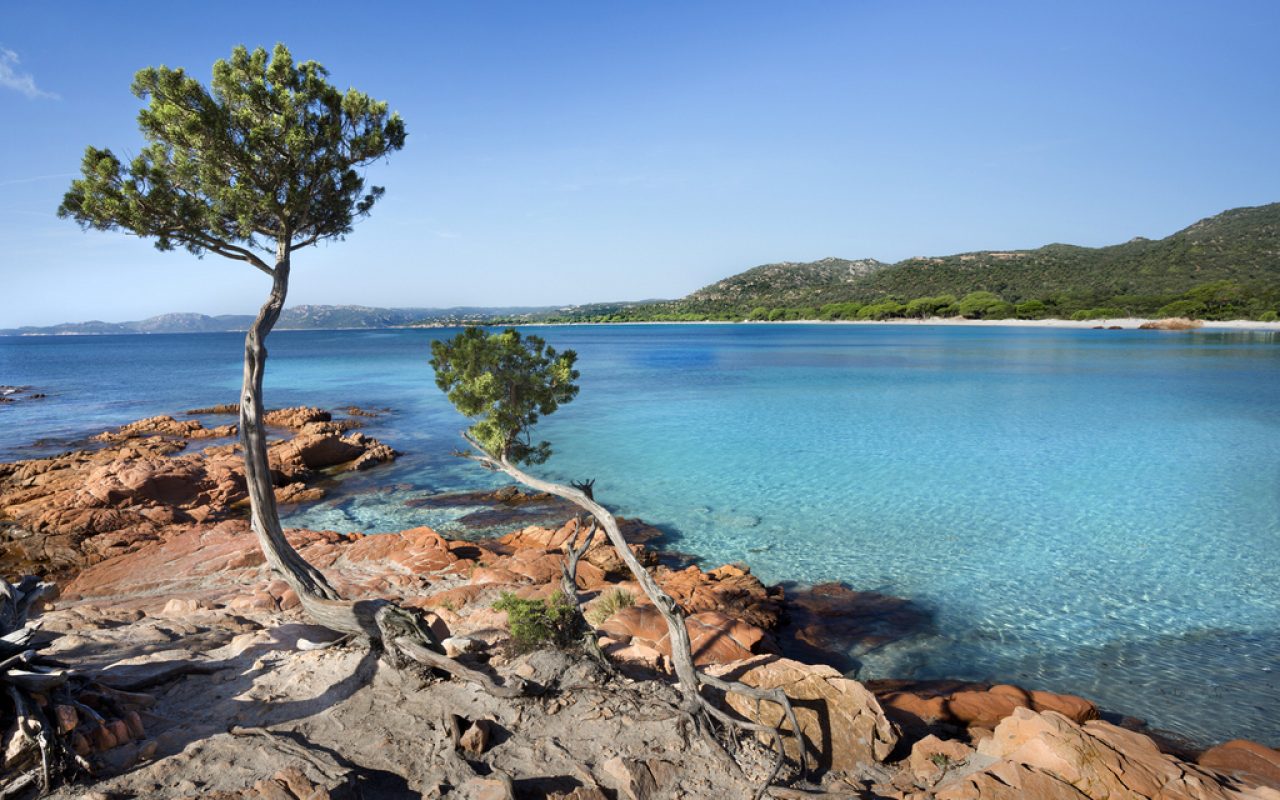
[1,577,82,798]
[233,271,535,703]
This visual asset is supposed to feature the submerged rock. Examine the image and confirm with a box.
[778,581,933,671]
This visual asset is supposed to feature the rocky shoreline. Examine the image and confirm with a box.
[1,409,1277,799]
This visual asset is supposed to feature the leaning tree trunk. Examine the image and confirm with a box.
[469,440,806,796]
[235,255,525,697]
[239,256,340,603]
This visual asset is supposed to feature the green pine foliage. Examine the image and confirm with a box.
[58,44,406,263]
[429,327,579,465]
[492,591,581,651]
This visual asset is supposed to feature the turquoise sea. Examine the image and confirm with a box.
[2,324,1278,745]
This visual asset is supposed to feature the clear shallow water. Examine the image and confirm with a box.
[2,325,1278,745]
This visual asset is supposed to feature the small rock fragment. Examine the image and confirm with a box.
[459,718,494,756]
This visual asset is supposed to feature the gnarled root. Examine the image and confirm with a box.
[375,604,529,698]
[696,670,809,797]
[278,587,533,700]
[1,577,84,797]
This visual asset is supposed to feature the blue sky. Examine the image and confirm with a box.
[2,1,1278,326]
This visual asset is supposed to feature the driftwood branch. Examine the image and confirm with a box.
[1,576,78,795]
[569,478,596,500]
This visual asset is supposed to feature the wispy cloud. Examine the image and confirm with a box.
[0,173,76,188]
[0,48,59,100]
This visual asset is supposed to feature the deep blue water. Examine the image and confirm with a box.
[2,324,1278,745]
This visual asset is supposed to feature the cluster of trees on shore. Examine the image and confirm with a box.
[519,279,1280,324]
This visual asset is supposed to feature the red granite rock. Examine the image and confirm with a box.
[1199,739,1280,790]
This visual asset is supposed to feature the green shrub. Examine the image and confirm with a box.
[585,588,636,627]
[492,590,580,651]
[955,291,1005,319]
[1156,299,1205,319]
[986,301,1016,319]
[857,301,906,320]
[905,294,957,318]
[1015,300,1048,319]
[819,301,863,320]
[1072,307,1124,320]
[1260,310,1279,322]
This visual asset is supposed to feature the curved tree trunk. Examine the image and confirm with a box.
[238,257,341,603]
[235,258,525,697]
[473,447,807,795]
[489,461,703,699]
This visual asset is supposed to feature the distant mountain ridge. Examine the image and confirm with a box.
[672,203,1280,311]
[533,202,1280,321]
[9,203,1279,332]
[687,257,887,306]
[1,305,556,336]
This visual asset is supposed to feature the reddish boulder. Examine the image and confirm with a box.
[707,655,898,772]
[935,707,1261,800]
[341,526,457,574]
[598,605,773,667]
[0,407,394,578]
[909,734,976,784]
[657,563,782,630]
[271,433,364,474]
[262,406,331,429]
[1199,740,1280,790]
[506,548,567,584]
[874,680,1097,738]
[274,483,325,505]
[93,415,232,442]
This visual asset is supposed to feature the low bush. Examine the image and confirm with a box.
[585,588,636,626]
[492,590,581,651]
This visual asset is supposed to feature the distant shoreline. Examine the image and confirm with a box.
[4,317,1280,337]
[510,317,1280,331]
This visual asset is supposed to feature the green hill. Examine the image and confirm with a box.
[546,203,1280,322]
[686,257,888,306]
[846,203,1280,306]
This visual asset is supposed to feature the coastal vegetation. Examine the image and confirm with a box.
[491,590,581,651]
[490,203,1280,324]
[521,278,1280,324]
[12,203,1278,335]
[430,325,807,795]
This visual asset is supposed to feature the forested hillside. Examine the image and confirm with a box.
[541,203,1280,322]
